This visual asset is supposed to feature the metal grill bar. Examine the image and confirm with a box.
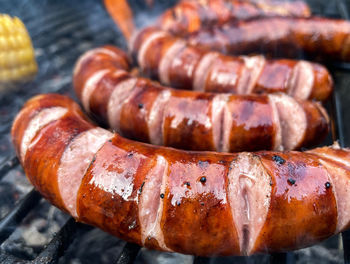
[332,1,350,262]
[0,156,19,181]
[330,89,350,264]
[0,189,41,244]
[29,2,98,39]
[32,7,104,44]
[0,252,23,263]
[270,252,293,264]
[334,90,350,264]
[329,92,345,146]
[32,218,88,264]
[343,232,350,264]
[39,21,117,58]
[19,1,95,27]
[115,243,141,264]
[193,256,211,264]
[336,0,350,19]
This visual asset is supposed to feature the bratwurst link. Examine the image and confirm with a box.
[11,93,350,256]
[157,0,311,36]
[187,17,350,62]
[73,46,329,152]
[130,26,333,101]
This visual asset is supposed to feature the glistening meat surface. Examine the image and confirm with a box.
[130,27,332,101]
[73,46,329,152]
[157,0,311,36]
[187,17,350,62]
[11,93,350,256]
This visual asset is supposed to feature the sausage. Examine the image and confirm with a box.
[157,0,311,36]
[73,46,329,152]
[11,93,350,256]
[130,27,333,101]
[187,17,350,62]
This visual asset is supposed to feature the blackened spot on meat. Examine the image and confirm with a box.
[288,178,296,185]
[184,182,191,187]
[160,193,165,199]
[87,155,97,170]
[138,103,144,109]
[127,152,134,158]
[242,225,249,255]
[325,182,331,189]
[200,202,205,206]
[228,162,235,171]
[176,201,181,206]
[270,180,273,186]
[72,127,80,135]
[108,139,112,142]
[200,176,207,183]
[272,155,285,165]
[138,182,145,194]
[198,160,209,168]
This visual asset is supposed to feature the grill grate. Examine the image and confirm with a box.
[0,0,349,263]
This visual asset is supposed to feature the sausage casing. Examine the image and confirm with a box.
[74,46,330,152]
[130,27,333,101]
[187,17,350,62]
[157,0,311,36]
[12,93,350,256]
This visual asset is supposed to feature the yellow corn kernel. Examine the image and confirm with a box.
[0,14,37,85]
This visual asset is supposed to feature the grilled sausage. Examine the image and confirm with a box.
[11,93,350,256]
[157,0,311,36]
[73,46,329,152]
[130,27,333,101]
[187,17,350,62]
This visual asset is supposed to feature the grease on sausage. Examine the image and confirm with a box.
[73,46,329,152]
[130,27,333,101]
[11,94,348,256]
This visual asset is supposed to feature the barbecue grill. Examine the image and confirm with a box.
[1,0,350,263]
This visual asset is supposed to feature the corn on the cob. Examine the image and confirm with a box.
[0,14,37,88]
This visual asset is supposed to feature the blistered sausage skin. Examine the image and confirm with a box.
[187,17,350,62]
[73,46,329,152]
[12,93,350,256]
[157,0,311,36]
[130,27,333,101]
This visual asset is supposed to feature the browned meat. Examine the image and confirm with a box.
[158,0,311,36]
[11,93,349,256]
[73,46,329,152]
[187,17,350,62]
[130,27,333,101]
